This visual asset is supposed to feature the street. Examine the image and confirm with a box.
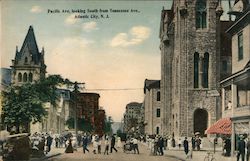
[46,144,179,161]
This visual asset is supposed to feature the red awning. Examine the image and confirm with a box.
[205,118,232,135]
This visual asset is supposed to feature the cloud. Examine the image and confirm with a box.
[30,6,42,13]
[82,21,99,32]
[65,14,78,25]
[110,26,151,47]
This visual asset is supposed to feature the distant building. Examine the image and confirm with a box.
[123,102,144,135]
[221,1,250,155]
[143,79,161,135]
[76,93,104,134]
[95,108,106,136]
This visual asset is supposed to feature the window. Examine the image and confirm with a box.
[196,0,207,29]
[28,73,33,82]
[18,73,22,82]
[194,52,199,88]
[23,73,27,82]
[157,91,160,101]
[24,57,28,63]
[156,127,160,135]
[238,32,243,60]
[156,108,161,117]
[202,52,209,88]
[222,61,227,72]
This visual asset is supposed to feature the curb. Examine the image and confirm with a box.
[30,153,61,161]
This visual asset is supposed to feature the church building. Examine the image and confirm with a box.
[160,0,231,137]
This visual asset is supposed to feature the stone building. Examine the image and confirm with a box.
[11,26,46,85]
[221,0,250,155]
[123,102,144,135]
[9,26,65,134]
[160,0,231,137]
[143,79,162,135]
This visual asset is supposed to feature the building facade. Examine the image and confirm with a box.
[160,0,227,137]
[123,102,144,135]
[221,1,250,155]
[76,93,101,133]
[11,26,46,86]
[143,79,162,135]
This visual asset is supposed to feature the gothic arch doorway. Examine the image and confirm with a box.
[193,108,208,137]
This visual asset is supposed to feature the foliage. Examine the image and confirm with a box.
[2,75,67,132]
[104,116,113,134]
[66,117,93,132]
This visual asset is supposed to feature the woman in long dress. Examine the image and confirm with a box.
[117,137,122,148]
[65,139,74,153]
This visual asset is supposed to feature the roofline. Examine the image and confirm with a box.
[226,9,250,34]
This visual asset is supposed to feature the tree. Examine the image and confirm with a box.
[66,117,93,132]
[104,116,113,134]
[2,75,66,133]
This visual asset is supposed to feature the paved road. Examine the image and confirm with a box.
[46,144,179,161]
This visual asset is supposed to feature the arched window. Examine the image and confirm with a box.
[23,73,27,82]
[202,53,209,88]
[196,0,207,29]
[18,73,22,82]
[25,57,28,63]
[156,127,160,135]
[194,52,199,88]
[28,73,33,82]
[157,91,160,101]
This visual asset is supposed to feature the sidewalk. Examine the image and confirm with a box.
[30,147,65,161]
[141,142,235,161]
[165,149,234,161]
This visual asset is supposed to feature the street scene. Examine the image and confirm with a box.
[1,0,250,161]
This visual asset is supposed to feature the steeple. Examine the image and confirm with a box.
[19,25,39,59]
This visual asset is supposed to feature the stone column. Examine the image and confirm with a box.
[199,56,203,88]
[231,84,237,117]
[221,88,225,117]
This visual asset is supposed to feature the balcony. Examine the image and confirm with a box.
[223,105,250,118]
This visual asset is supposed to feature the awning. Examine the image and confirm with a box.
[205,118,232,135]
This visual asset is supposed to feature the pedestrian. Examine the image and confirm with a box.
[196,137,201,151]
[97,136,101,154]
[178,138,182,149]
[133,137,139,154]
[65,139,74,153]
[117,137,122,148]
[55,137,59,148]
[237,135,246,161]
[110,135,118,153]
[104,137,109,155]
[92,135,98,154]
[191,136,196,151]
[246,136,250,161]
[224,137,231,156]
[183,137,189,158]
[46,134,53,153]
[158,137,164,156]
[82,134,89,153]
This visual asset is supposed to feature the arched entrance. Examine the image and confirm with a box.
[193,108,208,137]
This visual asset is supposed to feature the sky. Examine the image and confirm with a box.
[1,0,231,122]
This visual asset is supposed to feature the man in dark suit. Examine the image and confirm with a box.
[110,135,118,153]
[237,135,246,161]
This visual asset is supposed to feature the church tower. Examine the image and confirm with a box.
[160,0,224,137]
[11,26,46,85]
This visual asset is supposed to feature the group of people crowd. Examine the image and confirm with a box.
[145,134,202,157]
